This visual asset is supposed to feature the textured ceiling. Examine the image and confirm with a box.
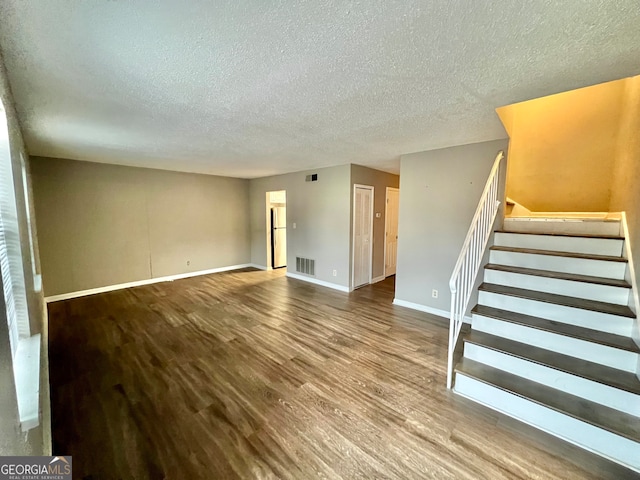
[0,1,639,178]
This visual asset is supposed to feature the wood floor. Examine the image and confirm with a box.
[48,268,637,479]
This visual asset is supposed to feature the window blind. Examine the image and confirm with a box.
[0,101,30,358]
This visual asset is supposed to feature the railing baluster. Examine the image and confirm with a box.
[472,232,479,280]
[447,151,504,389]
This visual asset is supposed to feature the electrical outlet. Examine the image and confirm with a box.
[332,270,337,277]
[293,222,297,229]
[187,260,191,266]
[432,289,438,298]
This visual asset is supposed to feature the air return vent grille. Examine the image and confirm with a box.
[295,257,315,276]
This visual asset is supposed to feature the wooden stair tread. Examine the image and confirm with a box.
[490,245,628,263]
[485,264,631,288]
[478,283,636,318]
[464,330,640,395]
[495,230,623,240]
[472,305,640,353]
[456,359,640,443]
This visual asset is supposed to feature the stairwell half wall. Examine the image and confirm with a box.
[394,139,509,316]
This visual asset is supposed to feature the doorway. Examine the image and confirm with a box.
[352,184,373,289]
[384,187,399,277]
[266,190,287,270]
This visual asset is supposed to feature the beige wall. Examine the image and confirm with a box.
[350,165,399,281]
[500,79,627,212]
[610,76,640,320]
[249,165,352,288]
[31,157,251,296]
[395,140,508,312]
[0,53,49,455]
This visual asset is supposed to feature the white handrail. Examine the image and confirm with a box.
[447,151,504,389]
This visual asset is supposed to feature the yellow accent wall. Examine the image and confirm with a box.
[498,79,628,212]
[611,76,640,214]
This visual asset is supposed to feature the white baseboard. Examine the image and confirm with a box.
[392,298,472,323]
[371,275,385,284]
[45,263,254,303]
[247,263,269,271]
[285,272,350,293]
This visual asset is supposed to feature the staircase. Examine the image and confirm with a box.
[453,216,640,473]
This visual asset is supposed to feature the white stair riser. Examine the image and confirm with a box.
[454,375,640,472]
[464,343,640,417]
[489,250,626,280]
[484,269,630,305]
[494,233,623,257]
[503,219,621,236]
[478,291,635,336]
[472,315,638,373]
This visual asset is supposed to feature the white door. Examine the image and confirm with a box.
[385,187,399,276]
[353,185,373,289]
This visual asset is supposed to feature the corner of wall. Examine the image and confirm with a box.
[394,139,509,313]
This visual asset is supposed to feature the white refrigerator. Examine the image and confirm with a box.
[271,207,287,268]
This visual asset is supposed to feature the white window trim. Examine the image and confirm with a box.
[0,98,40,431]
[19,152,41,293]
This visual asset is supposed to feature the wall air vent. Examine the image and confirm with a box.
[305,174,318,182]
[295,257,315,276]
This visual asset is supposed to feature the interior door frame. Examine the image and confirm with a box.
[265,190,286,270]
[383,186,399,278]
[351,184,374,290]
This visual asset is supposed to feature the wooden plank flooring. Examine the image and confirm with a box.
[48,268,637,479]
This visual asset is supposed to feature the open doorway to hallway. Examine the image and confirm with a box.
[266,190,287,270]
[348,166,400,293]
